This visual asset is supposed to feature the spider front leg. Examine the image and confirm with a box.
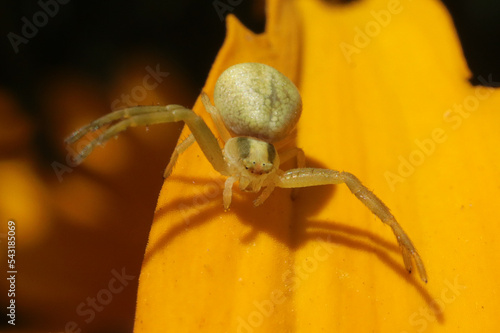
[276,168,428,283]
[65,104,182,144]
[165,93,233,178]
[66,105,229,176]
[163,134,196,178]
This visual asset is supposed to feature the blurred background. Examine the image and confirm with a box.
[0,0,498,331]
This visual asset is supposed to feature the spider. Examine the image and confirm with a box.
[66,62,427,283]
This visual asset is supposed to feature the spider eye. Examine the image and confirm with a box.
[233,137,277,174]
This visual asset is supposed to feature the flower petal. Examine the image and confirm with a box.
[136,0,500,331]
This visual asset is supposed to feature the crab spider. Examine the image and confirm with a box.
[66,62,427,283]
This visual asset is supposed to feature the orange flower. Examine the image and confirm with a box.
[135,0,500,332]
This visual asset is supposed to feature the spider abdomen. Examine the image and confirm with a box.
[214,63,302,143]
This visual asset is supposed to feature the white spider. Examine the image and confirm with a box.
[66,62,427,282]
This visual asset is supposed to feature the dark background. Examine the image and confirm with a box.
[0,0,498,331]
[440,0,500,86]
[0,0,498,123]
[1,0,499,111]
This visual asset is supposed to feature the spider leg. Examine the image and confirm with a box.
[277,168,428,283]
[163,134,196,178]
[67,105,228,176]
[279,147,306,200]
[253,182,276,206]
[279,147,305,167]
[223,176,238,210]
[201,92,232,143]
[65,104,185,144]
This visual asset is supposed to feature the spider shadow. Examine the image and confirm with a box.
[237,157,442,323]
[146,158,443,324]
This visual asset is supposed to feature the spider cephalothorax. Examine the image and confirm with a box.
[226,137,278,176]
[66,62,428,283]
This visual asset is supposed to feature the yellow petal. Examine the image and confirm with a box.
[135,0,500,332]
